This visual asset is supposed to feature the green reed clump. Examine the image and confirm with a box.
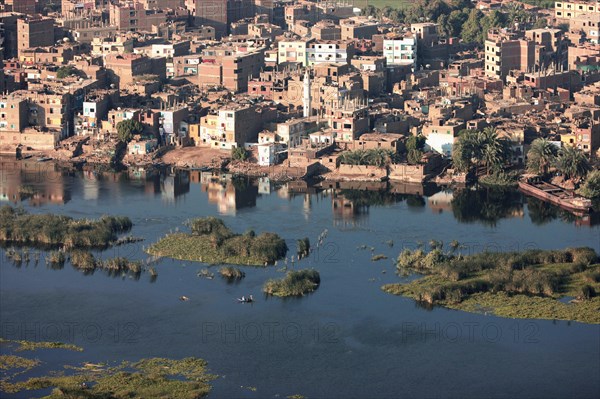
[263,269,320,297]
[0,206,132,249]
[148,217,288,266]
[218,266,245,280]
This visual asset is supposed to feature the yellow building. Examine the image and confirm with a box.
[561,132,577,146]
[188,123,201,145]
[555,1,600,20]
[199,114,219,147]
[278,39,313,66]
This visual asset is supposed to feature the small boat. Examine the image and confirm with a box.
[237,295,254,303]
[36,156,52,162]
[179,295,190,301]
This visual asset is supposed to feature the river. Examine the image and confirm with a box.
[1,160,599,398]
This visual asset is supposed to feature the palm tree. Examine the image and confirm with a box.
[555,145,591,182]
[527,138,558,175]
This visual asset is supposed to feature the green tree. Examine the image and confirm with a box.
[406,135,426,151]
[231,146,249,161]
[577,170,600,199]
[461,9,485,44]
[56,66,85,79]
[339,148,394,167]
[533,17,548,29]
[447,10,469,37]
[116,119,143,143]
[297,237,310,257]
[408,149,424,165]
[480,127,512,175]
[481,10,508,41]
[555,146,591,182]
[527,138,558,175]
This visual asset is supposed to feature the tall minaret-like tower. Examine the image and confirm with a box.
[303,69,311,118]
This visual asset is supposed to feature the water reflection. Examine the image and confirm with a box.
[0,159,71,205]
[451,186,524,227]
[1,158,597,227]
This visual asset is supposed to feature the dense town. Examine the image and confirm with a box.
[1,0,600,211]
[2,2,600,397]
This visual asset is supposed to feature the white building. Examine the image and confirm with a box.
[383,36,417,71]
[307,41,354,65]
[425,133,454,157]
[257,142,279,166]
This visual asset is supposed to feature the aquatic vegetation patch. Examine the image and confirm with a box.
[1,356,216,398]
[0,339,83,352]
[65,251,145,278]
[0,355,40,371]
[371,254,388,261]
[263,269,320,297]
[218,266,245,280]
[147,217,288,266]
[0,206,132,249]
[382,246,600,324]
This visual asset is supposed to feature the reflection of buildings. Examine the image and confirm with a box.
[258,177,271,195]
[128,167,162,196]
[198,172,258,215]
[575,212,600,227]
[0,159,70,205]
[161,169,190,202]
[389,182,439,197]
[428,190,454,214]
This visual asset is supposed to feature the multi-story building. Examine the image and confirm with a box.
[572,121,600,157]
[525,28,568,69]
[424,119,466,157]
[312,20,341,40]
[327,98,369,144]
[340,18,379,41]
[0,95,27,134]
[555,0,600,21]
[0,13,18,60]
[186,0,227,38]
[568,13,600,43]
[199,103,276,148]
[72,25,116,44]
[197,46,265,92]
[284,1,353,30]
[485,30,536,79]
[485,28,567,80]
[4,0,36,14]
[74,90,117,136]
[383,34,417,71]
[0,94,62,149]
[109,1,167,33]
[91,36,134,56]
[17,17,55,56]
[159,106,189,145]
[186,0,253,38]
[307,40,356,65]
[278,38,313,66]
[104,53,167,88]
